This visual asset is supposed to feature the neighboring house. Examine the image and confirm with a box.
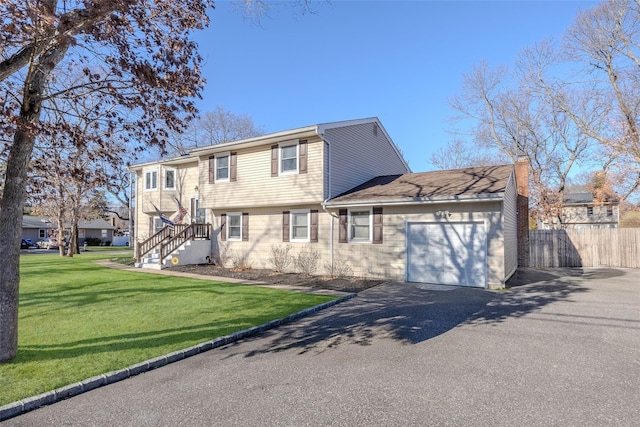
[538,192,620,230]
[131,118,528,289]
[21,216,116,245]
[106,211,130,236]
[561,192,619,229]
[79,219,117,244]
[21,216,54,243]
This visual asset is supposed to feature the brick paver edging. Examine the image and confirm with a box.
[0,293,356,422]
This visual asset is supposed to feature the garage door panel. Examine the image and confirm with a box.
[407,222,486,288]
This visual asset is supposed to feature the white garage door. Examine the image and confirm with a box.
[406,222,487,288]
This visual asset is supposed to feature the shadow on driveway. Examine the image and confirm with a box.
[227,268,595,356]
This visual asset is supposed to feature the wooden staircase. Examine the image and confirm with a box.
[135,223,210,269]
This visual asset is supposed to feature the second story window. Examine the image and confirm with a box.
[145,171,158,190]
[217,155,229,181]
[164,169,175,190]
[281,144,298,173]
[208,152,236,184]
[272,140,307,177]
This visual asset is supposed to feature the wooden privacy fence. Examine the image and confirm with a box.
[529,229,640,268]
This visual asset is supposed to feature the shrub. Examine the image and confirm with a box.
[231,251,250,271]
[267,244,293,272]
[84,237,102,246]
[295,245,319,276]
[324,259,353,279]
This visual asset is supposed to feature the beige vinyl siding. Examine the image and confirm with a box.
[502,173,518,281]
[138,162,199,214]
[199,138,324,210]
[329,202,507,287]
[210,206,332,270]
[134,169,153,241]
[324,122,410,197]
[135,162,200,243]
[157,162,200,212]
[212,201,508,288]
[561,205,619,227]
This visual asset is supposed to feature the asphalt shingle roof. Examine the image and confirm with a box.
[22,216,115,230]
[329,165,514,203]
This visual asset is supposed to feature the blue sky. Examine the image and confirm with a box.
[193,0,598,173]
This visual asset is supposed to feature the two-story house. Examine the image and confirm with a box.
[131,118,527,289]
[560,192,620,229]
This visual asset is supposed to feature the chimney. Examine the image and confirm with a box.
[515,156,529,267]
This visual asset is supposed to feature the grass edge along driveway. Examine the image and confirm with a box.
[0,253,336,406]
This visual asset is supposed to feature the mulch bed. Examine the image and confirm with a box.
[168,264,386,293]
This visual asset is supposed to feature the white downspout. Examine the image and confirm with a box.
[319,129,338,273]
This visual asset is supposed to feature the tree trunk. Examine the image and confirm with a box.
[67,222,77,257]
[0,114,40,363]
[57,217,66,257]
[0,42,69,363]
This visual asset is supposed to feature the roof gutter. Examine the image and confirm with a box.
[188,127,319,157]
[129,155,198,171]
[324,192,506,209]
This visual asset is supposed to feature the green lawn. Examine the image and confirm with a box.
[0,253,336,406]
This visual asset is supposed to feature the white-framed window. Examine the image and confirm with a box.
[227,212,242,241]
[587,206,594,216]
[349,209,372,242]
[280,143,298,174]
[101,229,108,239]
[290,209,310,242]
[216,153,230,182]
[145,170,158,190]
[38,229,46,238]
[79,229,85,238]
[164,168,175,190]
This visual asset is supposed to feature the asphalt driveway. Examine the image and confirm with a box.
[4,268,639,426]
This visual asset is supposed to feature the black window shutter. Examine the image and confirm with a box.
[242,212,249,241]
[373,207,383,244]
[339,209,348,243]
[208,156,215,184]
[310,209,318,242]
[220,213,226,241]
[230,152,237,182]
[271,145,279,177]
[299,140,308,174]
[282,211,290,242]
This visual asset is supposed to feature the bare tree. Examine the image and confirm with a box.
[429,139,507,170]
[450,60,594,221]
[198,106,264,146]
[30,89,118,257]
[0,0,212,363]
[561,0,640,200]
[522,1,640,202]
[157,106,264,157]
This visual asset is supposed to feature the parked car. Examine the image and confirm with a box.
[20,239,35,249]
[37,238,59,250]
